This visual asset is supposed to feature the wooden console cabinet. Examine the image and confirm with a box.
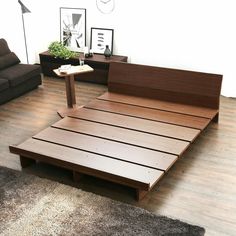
[39,51,128,84]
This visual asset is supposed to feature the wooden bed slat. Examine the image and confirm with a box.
[85,100,210,130]
[69,108,200,142]
[98,92,218,119]
[10,139,164,190]
[33,127,178,171]
[52,117,190,156]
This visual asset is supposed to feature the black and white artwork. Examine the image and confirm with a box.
[60,7,86,52]
[90,28,114,54]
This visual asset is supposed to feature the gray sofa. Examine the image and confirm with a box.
[0,38,42,105]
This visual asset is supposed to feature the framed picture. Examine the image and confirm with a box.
[60,7,86,52]
[90,27,114,54]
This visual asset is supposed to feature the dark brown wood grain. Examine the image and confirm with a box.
[65,75,76,108]
[52,117,190,155]
[53,65,94,116]
[33,127,178,171]
[9,139,164,190]
[85,99,211,130]
[98,92,218,119]
[108,62,223,109]
[69,107,200,142]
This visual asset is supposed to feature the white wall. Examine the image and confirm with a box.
[0,0,235,96]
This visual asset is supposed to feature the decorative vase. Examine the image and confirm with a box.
[104,45,111,58]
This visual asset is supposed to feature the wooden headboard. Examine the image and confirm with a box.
[108,62,223,109]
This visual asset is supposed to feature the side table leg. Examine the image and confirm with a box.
[65,75,76,108]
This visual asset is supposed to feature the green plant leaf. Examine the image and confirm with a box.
[48,41,78,59]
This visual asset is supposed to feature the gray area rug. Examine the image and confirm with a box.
[0,166,205,236]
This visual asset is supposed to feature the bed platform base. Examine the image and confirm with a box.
[9,62,222,200]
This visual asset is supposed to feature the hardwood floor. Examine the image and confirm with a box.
[1,76,236,235]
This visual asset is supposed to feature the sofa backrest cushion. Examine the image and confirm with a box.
[0,38,11,56]
[0,52,20,70]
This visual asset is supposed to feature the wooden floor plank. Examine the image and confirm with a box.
[69,108,200,142]
[52,117,190,155]
[98,92,218,119]
[9,139,164,190]
[33,127,178,171]
[85,99,210,130]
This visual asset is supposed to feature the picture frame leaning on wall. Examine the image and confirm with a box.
[60,7,86,52]
[90,27,114,54]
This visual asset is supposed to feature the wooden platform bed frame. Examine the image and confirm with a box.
[10,62,223,200]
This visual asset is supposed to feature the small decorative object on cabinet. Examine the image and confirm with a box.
[104,45,111,58]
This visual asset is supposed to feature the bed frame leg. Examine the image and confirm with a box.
[73,171,83,182]
[20,156,36,168]
[212,113,219,123]
[136,189,148,201]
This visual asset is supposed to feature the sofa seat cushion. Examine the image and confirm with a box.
[0,78,9,92]
[0,52,20,70]
[0,64,41,87]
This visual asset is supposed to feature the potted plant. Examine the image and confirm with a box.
[48,41,78,59]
